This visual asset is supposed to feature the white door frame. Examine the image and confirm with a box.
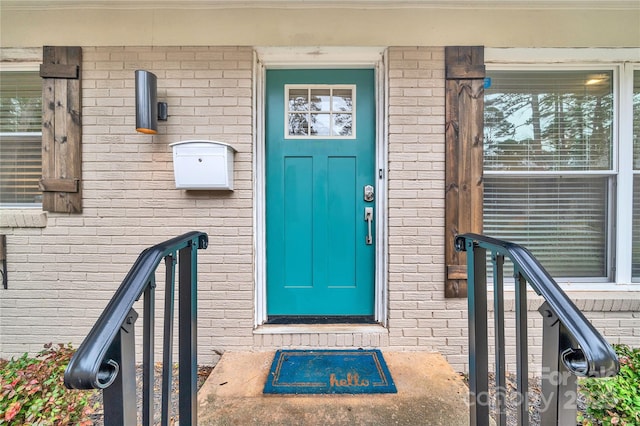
[253,47,389,327]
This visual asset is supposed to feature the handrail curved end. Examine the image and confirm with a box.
[64,355,120,390]
[562,348,589,376]
[563,346,619,378]
[198,233,208,250]
[454,235,469,252]
[95,359,120,389]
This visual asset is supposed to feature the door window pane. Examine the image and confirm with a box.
[332,89,353,112]
[310,113,330,136]
[333,114,353,136]
[310,89,330,111]
[289,113,309,136]
[288,89,308,112]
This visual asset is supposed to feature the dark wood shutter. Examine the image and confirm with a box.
[444,46,485,298]
[40,46,82,213]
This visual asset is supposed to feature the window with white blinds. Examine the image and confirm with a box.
[0,71,42,206]
[484,176,608,277]
[484,70,614,279]
[632,70,640,280]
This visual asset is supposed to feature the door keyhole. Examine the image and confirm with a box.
[364,185,374,202]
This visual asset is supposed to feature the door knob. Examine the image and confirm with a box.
[364,207,373,245]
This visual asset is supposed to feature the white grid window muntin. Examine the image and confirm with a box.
[483,65,619,282]
[285,85,356,139]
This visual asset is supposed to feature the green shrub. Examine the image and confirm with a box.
[578,344,640,426]
[0,343,96,425]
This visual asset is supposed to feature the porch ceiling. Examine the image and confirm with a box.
[2,0,639,10]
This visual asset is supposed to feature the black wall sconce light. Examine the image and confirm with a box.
[135,70,168,134]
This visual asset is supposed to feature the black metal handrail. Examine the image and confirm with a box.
[455,233,619,426]
[64,231,208,425]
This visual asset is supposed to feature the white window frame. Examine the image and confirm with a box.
[284,84,357,139]
[485,48,640,289]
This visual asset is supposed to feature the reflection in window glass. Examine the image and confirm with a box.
[310,113,330,136]
[288,89,308,112]
[310,89,330,112]
[332,89,353,112]
[333,114,353,136]
[634,71,640,170]
[286,86,354,138]
[485,70,613,172]
[289,113,308,135]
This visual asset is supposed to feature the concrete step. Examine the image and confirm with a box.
[197,351,470,426]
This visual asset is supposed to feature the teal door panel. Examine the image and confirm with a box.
[266,69,376,316]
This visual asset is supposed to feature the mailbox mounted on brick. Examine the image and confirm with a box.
[170,140,236,190]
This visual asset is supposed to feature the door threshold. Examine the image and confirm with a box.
[266,316,375,325]
[254,323,388,335]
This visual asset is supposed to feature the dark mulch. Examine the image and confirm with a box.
[87,364,215,426]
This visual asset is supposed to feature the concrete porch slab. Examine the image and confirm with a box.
[197,351,470,426]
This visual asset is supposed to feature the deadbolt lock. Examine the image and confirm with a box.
[364,185,374,202]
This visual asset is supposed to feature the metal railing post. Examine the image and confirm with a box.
[142,278,155,426]
[539,302,578,426]
[178,240,198,425]
[103,308,138,426]
[557,328,578,426]
[466,239,489,426]
[161,254,177,426]
[514,269,529,426]
[492,254,507,426]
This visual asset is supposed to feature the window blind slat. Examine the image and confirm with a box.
[484,176,608,278]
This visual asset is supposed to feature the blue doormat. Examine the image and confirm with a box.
[263,349,397,394]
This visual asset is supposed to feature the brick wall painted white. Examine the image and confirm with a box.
[386,47,465,354]
[0,46,256,364]
[0,45,638,373]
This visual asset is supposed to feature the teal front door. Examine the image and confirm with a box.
[266,69,376,317]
